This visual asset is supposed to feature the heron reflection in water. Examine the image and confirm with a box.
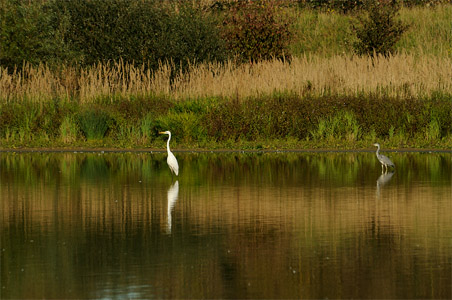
[376,171,394,198]
[167,180,179,233]
[373,143,395,173]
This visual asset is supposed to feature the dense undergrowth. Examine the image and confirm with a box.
[1,94,451,150]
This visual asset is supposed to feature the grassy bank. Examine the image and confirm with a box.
[1,93,451,150]
[1,4,452,150]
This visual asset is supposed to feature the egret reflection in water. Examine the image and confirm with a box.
[167,180,179,233]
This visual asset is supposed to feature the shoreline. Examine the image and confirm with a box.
[1,147,451,153]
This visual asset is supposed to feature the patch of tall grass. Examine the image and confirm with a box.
[398,4,452,57]
[310,111,361,144]
[288,8,356,56]
[289,3,452,57]
[1,54,451,103]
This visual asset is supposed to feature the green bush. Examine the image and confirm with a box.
[0,0,70,70]
[204,93,452,144]
[78,109,110,140]
[297,0,364,13]
[1,0,225,70]
[310,110,361,142]
[221,0,293,62]
[352,1,409,56]
[45,0,225,70]
[1,94,451,148]
[155,111,207,145]
[0,102,39,141]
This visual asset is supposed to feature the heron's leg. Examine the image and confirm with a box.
[381,164,384,174]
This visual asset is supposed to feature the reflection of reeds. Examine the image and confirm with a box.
[2,152,451,299]
[2,153,451,244]
[1,54,451,103]
[2,164,451,298]
[3,166,451,245]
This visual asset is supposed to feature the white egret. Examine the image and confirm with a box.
[373,143,394,173]
[159,131,179,176]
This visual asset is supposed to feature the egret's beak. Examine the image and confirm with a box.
[159,132,164,134]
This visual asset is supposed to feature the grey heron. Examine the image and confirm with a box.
[373,143,394,173]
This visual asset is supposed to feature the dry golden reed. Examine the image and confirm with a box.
[1,53,452,103]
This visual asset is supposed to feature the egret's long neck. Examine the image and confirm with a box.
[375,145,380,155]
[166,133,171,154]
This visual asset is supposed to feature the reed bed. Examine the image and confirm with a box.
[1,53,452,103]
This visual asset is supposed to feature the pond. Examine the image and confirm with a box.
[1,151,451,299]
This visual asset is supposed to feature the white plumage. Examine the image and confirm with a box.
[159,131,179,176]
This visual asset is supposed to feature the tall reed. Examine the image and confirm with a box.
[1,54,451,103]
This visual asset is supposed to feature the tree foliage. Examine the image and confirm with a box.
[0,0,226,71]
[352,1,410,56]
[221,0,293,62]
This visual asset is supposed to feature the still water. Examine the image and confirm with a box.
[1,151,451,299]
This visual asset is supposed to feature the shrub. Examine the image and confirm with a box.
[424,118,441,141]
[45,0,225,71]
[165,4,227,71]
[1,0,225,71]
[297,0,364,13]
[310,110,361,142]
[0,102,39,141]
[0,0,70,70]
[78,109,110,140]
[352,1,409,56]
[221,0,293,62]
[155,111,207,144]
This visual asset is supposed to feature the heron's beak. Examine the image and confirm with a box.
[159,132,164,134]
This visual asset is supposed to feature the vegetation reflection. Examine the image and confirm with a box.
[1,152,451,299]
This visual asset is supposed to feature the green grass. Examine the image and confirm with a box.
[1,94,451,150]
[1,4,452,150]
[289,9,356,57]
[397,4,452,57]
[289,4,452,57]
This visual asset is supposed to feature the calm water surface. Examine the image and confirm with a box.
[1,151,451,299]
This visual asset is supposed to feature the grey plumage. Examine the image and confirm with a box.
[373,143,394,173]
